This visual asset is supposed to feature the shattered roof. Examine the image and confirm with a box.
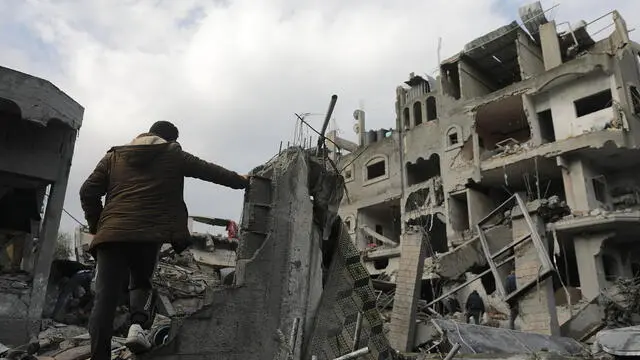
[0,66,84,130]
[462,21,523,88]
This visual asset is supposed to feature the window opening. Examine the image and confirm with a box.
[574,90,612,117]
[366,160,386,180]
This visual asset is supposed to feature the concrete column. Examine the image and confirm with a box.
[573,233,613,300]
[389,227,427,352]
[539,21,562,70]
[522,94,543,144]
[560,158,599,213]
[612,11,630,46]
[28,129,77,339]
[513,208,559,336]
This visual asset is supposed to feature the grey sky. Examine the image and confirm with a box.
[1,0,638,234]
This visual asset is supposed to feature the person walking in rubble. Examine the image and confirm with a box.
[80,121,248,360]
[506,270,518,330]
[465,290,485,325]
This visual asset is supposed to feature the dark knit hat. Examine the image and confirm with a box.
[149,121,179,142]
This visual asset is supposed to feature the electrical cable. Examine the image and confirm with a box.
[43,192,87,227]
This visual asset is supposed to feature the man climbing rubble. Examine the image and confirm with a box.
[465,290,485,325]
[79,121,249,360]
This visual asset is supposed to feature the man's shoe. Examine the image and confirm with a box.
[125,324,152,353]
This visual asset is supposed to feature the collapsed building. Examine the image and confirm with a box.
[331,1,640,353]
[3,1,640,359]
[0,65,83,346]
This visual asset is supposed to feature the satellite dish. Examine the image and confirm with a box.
[353,110,360,120]
[353,123,360,134]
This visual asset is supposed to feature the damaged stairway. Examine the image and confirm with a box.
[426,194,557,328]
[142,148,393,360]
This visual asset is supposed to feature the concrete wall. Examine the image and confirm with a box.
[612,46,640,146]
[403,121,442,167]
[467,188,496,227]
[561,157,606,212]
[339,134,402,207]
[517,31,545,79]
[536,73,617,141]
[0,121,72,182]
[573,233,610,300]
[459,60,495,100]
[150,150,392,360]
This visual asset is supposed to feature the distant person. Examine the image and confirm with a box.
[80,121,249,360]
[505,270,518,329]
[465,290,485,325]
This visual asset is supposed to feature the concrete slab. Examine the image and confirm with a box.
[595,326,640,356]
[425,319,585,355]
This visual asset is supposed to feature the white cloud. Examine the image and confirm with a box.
[1,0,639,233]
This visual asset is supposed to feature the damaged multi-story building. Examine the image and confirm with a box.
[332,1,640,352]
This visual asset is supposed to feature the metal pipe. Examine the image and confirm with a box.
[352,312,363,351]
[333,347,370,360]
[317,94,338,155]
[443,343,461,360]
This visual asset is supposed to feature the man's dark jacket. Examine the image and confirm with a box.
[79,133,247,251]
[465,291,485,312]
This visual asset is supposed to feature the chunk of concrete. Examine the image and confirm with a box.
[144,149,392,360]
[595,326,640,357]
[435,225,512,279]
[420,319,585,355]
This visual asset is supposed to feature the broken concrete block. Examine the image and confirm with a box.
[143,149,392,360]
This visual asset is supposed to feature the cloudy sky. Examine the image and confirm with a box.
[1,0,638,234]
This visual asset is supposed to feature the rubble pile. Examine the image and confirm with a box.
[153,249,218,316]
[0,272,30,294]
[0,249,222,360]
[600,278,640,328]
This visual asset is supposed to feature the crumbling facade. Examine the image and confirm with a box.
[333,1,640,351]
[140,148,393,360]
[0,66,83,346]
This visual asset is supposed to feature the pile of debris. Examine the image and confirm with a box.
[0,248,222,360]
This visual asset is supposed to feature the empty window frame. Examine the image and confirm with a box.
[426,96,437,121]
[403,108,411,129]
[414,101,423,126]
[449,192,470,231]
[366,159,386,180]
[447,129,459,146]
[574,89,613,117]
[537,109,556,143]
[592,176,607,203]
[344,168,353,181]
